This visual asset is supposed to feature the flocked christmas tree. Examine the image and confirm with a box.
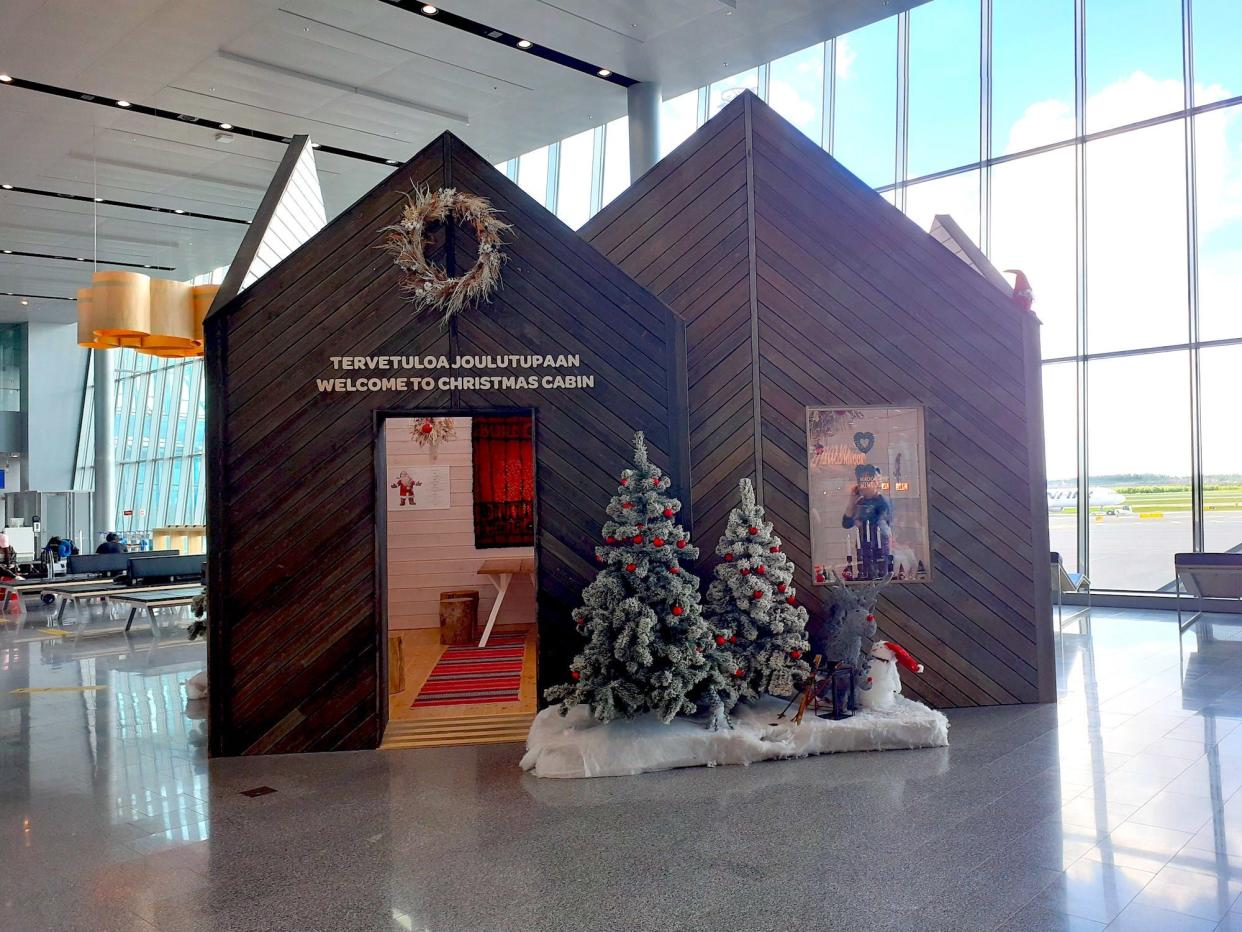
[545,432,741,727]
[705,478,812,701]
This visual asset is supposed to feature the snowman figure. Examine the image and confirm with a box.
[857,640,924,711]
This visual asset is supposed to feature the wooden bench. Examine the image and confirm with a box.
[109,586,203,636]
[476,557,535,647]
[42,580,197,625]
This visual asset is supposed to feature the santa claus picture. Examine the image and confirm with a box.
[390,470,422,507]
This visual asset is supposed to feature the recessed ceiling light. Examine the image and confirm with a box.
[421,4,437,13]
[386,159,399,165]
[76,257,85,261]
[144,264,151,268]
[174,208,185,214]
[116,99,131,107]
[218,122,232,130]
[597,69,611,77]
[1,184,11,189]
[0,74,11,83]
[2,250,10,254]
[311,142,321,148]
[517,39,532,49]
[94,197,104,202]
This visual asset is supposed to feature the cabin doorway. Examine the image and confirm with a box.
[379,412,538,749]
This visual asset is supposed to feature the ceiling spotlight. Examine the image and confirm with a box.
[116,99,131,107]
[386,159,399,165]
[94,197,104,202]
[597,69,611,77]
[517,39,532,49]
[0,74,11,83]
[173,208,185,214]
[421,4,437,13]
[76,257,85,261]
[218,122,232,130]
[2,250,10,254]
[1,184,11,190]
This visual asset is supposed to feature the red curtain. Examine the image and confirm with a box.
[472,415,535,548]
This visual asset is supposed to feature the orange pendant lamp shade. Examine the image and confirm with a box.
[87,271,150,347]
[75,288,112,349]
[138,278,196,352]
[191,284,218,345]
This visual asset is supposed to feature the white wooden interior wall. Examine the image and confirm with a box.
[385,417,536,631]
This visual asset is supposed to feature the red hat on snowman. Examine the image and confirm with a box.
[878,641,924,674]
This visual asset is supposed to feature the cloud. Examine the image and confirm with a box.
[835,36,857,80]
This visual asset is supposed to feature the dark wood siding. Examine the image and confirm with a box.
[206,134,688,756]
[583,93,1054,708]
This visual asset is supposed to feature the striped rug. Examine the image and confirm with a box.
[412,633,526,708]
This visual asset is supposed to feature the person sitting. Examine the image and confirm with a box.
[95,532,126,555]
[0,533,18,579]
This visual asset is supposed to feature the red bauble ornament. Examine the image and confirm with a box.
[622,501,633,509]
[791,650,802,659]
[748,526,759,535]
[786,596,797,605]
[420,421,433,435]
[576,617,585,626]
[672,605,684,616]
[752,590,763,599]
[715,635,726,646]
[729,635,736,644]
[770,546,780,553]
[777,583,787,593]
[740,568,750,576]
[606,536,616,544]
[626,563,637,572]
[676,539,687,549]
[724,553,734,562]
[571,670,581,680]
[867,614,875,622]
[596,554,604,563]
[633,535,643,544]
[637,523,645,529]
[663,507,674,518]
[670,566,680,575]
[734,668,744,677]
[653,537,665,547]
[755,565,766,575]
[621,478,628,486]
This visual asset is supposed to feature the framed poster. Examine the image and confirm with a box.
[387,465,450,511]
[806,406,932,584]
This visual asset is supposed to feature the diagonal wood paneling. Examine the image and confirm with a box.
[585,92,1054,709]
[206,133,689,756]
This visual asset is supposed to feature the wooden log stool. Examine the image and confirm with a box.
[439,590,480,646]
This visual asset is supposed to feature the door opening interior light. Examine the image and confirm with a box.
[517,39,532,49]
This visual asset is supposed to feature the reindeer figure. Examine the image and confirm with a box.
[812,570,892,672]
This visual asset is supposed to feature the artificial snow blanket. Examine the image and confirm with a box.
[520,694,948,779]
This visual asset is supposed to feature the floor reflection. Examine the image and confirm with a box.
[5,603,1242,930]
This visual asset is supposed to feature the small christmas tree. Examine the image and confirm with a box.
[705,478,811,700]
[545,432,739,726]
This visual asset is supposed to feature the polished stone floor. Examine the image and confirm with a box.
[6,605,1242,930]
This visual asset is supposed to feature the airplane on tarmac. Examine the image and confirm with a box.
[1046,487,1128,513]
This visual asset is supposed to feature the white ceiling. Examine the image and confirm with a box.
[0,0,918,323]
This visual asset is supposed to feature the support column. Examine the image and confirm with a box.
[627,82,662,181]
[92,348,115,540]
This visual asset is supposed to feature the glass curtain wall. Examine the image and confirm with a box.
[495,0,1241,594]
[73,267,222,531]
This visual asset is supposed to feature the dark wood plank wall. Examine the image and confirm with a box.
[583,93,1054,707]
[206,134,687,756]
